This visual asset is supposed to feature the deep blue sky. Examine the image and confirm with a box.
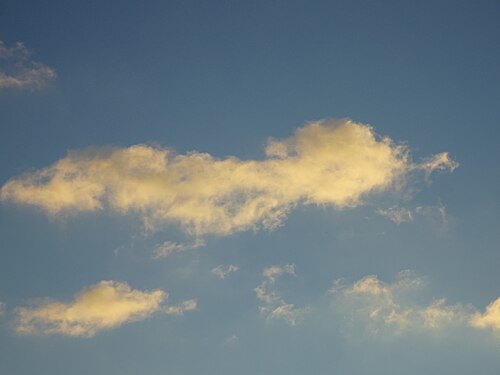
[1,1,499,374]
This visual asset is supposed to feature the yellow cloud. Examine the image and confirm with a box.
[1,119,455,236]
[470,297,500,331]
[16,281,166,337]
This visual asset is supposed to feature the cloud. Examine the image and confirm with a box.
[164,299,197,316]
[330,271,474,336]
[0,41,55,90]
[470,297,500,331]
[153,239,205,259]
[224,334,239,346]
[0,302,5,316]
[15,281,166,337]
[418,152,459,176]
[1,120,457,236]
[377,204,448,225]
[376,207,413,224]
[255,264,307,325]
[211,264,239,279]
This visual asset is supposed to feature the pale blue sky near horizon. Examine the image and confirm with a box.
[1,1,499,374]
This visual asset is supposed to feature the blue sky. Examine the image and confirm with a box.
[1,1,499,374]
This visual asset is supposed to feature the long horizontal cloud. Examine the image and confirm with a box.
[330,271,499,336]
[0,41,55,90]
[16,281,166,337]
[0,120,457,236]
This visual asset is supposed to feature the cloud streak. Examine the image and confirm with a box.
[153,239,205,259]
[0,41,55,90]
[1,120,456,236]
[15,281,166,337]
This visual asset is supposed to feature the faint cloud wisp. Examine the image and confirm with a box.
[255,264,307,326]
[0,41,55,90]
[211,264,239,279]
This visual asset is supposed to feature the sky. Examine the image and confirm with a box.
[1,1,499,374]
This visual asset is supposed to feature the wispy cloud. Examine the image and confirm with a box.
[0,301,5,316]
[211,264,239,279]
[164,299,197,316]
[224,334,239,346]
[255,264,307,325]
[15,281,166,337]
[153,239,205,259]
[377,203,448,225]
[0,41,55,90]
[376,207,413,224]
[0,120,457,236]
[418,153,459,176]
[330,271,500,337]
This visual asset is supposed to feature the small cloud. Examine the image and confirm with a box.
[211,264,239,279]
[0,301,5,316]
[164,299,197,316]
[262,264,295,283]
[224,334,240,346]
[0,41,55,90]
[376,207,413,224]
[15,281,166,337]
[255,264,307,326]
[417,152,459,176]
[153,238,205,259]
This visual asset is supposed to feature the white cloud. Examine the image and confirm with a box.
[377,203,448,225]
[15,281,166,337]
[330,271,474,336]
[0,41,55,90]
[224,334,239,346]
[415,204,448,224]
[0,120,457,236]
[164,299,197,316]
[211,264,239,279]
[153,238,205,259]
[376,207,413,224]
[0,302,5,316]
[255,264,307,326]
